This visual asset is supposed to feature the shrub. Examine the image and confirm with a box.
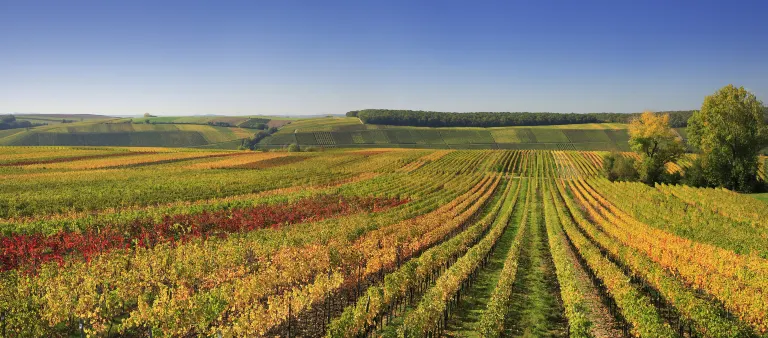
[603,152,638,182]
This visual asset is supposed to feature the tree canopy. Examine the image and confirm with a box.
[687,85,768,192]
[0,115,34,130]
[628,112,684,184]
[354,109,694,128]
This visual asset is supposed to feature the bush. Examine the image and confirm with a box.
[681,158,708,187]
[603,152,639,182]
[0,115,33,130]
[288,143,300,152]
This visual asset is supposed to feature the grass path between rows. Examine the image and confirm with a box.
[504,188,569,337]
[442,179,530,337]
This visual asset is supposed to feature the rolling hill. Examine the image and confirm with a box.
[0,115,637,150]
[0,120,255,149]
[261,117,633,151]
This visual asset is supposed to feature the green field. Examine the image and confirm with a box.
[14,114,114,125]
[2,115,638,150]
[262,119,633,151]
[0,120,253,148]
[272,116,363,133]
[751,193,768,203]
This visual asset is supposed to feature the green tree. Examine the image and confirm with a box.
[687,85,768,192]
[628,111,684,185]
[602,152,639,182]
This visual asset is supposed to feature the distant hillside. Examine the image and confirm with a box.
[13,113,114,125]
[0,114,648,151]
[0,120,255,149]
[260,117,633,151]
[121,115,295,129]
[348,109,695,128]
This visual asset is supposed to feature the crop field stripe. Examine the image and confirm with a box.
[574,179,768,335]
[440,177,528,337]
[218,173,504,336]
[327,174,521,337]
[495,158,569,338]
[543,178,625,338]
[0,172,384,235]
[0,195,407,272]
[1,166,488,336]
[565,179,753,337]
[551,178,677,337]
[395,177,524,337]
[470,175,532,338]
[657,183,768,227]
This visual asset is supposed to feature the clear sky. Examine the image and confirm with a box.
[2,0,767,116]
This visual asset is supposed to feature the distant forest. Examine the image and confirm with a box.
[0,115,37,130]
[347,109,695,128]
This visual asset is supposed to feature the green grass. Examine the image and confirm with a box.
[0,129,26,140]
[750,193,768,203]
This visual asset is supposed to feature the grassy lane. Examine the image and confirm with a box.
[505,186,568,337]
[553,200,625,337]
[363,178,517,338]
[442,179,530,337]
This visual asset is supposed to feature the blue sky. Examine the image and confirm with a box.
[2,0,767,116]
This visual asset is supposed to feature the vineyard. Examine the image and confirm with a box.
[1,146,767,338]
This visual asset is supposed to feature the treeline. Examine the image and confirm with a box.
[241,126,279,149]
[132,117,271,129]
[0,115,39,130]
[347,109,695,128]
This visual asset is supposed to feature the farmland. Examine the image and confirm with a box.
[1,146,766,337]
[266,117,633,151]
[0,114,637,151]
[0,120,256,149]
